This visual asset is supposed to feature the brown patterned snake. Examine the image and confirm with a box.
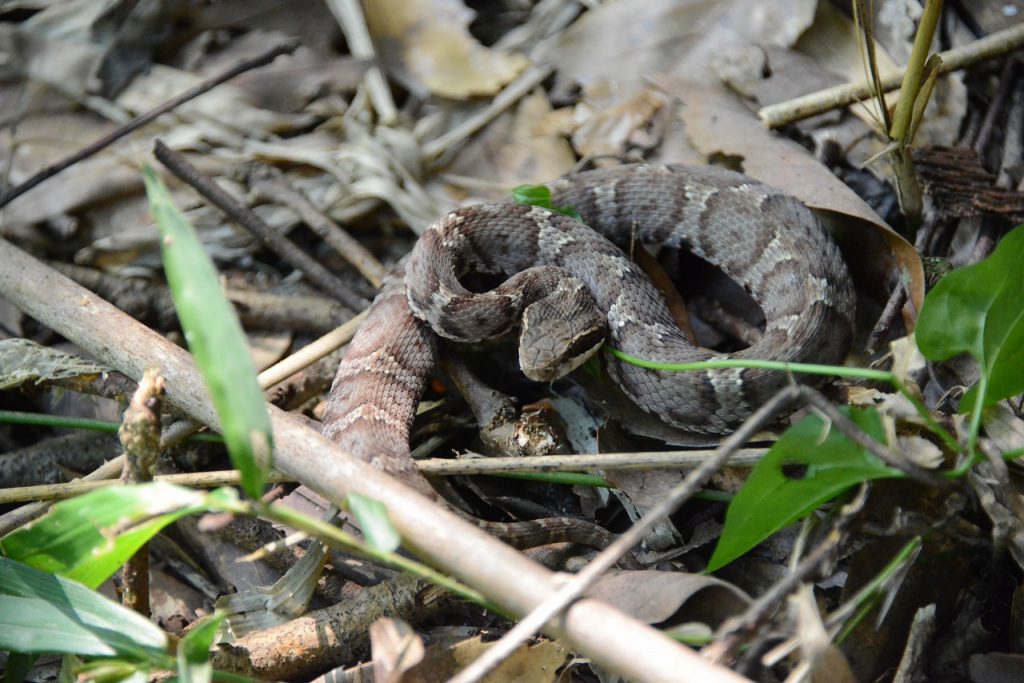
[321,164,856,547]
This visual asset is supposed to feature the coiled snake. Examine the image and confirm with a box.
[321,164,856,544]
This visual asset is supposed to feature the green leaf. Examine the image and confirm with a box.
[75,660,149,683]
[511,184,553,206]
[347,492,400,552]
[0,483,205,588]
[143,165,272,498]
[917,223,1024,410]
[3,652,36,683]
[706,408,902,572]
[512,183,582,221]
[177,612,226,683]
[0,557,167,658]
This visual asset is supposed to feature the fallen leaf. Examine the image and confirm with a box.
[365,0,529,99]
[660,77,924,318]
[399,634,569,683]
[540,0,817,93]
[442,89,576,200]
[586,570,749,627]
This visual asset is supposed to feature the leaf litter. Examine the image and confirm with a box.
[1,1,1024,682]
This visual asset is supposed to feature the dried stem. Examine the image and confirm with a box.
[0,42,297,209]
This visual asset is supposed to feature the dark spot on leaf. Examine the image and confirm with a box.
[781,461,808,480]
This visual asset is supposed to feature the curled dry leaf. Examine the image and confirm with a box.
[539,0,817,93]
[0,338,108,391]
[398,634,568,683]
[895,435,944,470]
[570,86,669,161]
[538,0,816,162]
[658,77,924,319]
[364,0,529,99]
[586,570,749,629]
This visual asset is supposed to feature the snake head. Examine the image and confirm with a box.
[518,283,606,382]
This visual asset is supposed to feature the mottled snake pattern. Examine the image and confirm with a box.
[321,164,856,540]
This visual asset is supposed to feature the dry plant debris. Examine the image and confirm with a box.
[2,1,1024,682]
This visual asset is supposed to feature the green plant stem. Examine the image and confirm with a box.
[834,536,922,643]
[889,0,942,142]
[604,347,960,453]
[950,372,988,477]
[245,500,505,615]
[490,471,612,487]
[0,411,223,443]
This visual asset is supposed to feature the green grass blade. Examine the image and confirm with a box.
[142,165,272,498]
[177,612,226,683]
[0,558,168,659]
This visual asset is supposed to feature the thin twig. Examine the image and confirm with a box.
[801,388,950,488]
[422,65,553,162]
[0,42,297,209]
[0,235,745,683]
[449,386,803,683]
[759,22,1024,128]
[153,140,368,309]
[119,368,165,618]
[0,314,365,520]
[706,486,868,664]
[242,162,386,288]
[323,0,397,124]
[256,310,366,389]
[0,419,199,536]
[0,446,770,505]
[865,282,907,354]
[971,57,1017,154]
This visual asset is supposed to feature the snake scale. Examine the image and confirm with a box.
[321,164,856,546]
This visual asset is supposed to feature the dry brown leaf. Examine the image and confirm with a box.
[537,0,818,170]
[790,585,860,683]
[401,634,569,683]
[659,77,924,317]
[0,113,144,230]
[793,1,901,129]
[540,0,816,94]
[364,0,529,99]
[369,618,425,683]
[570,86,668,160]
[441,88,576,200]
[586,570,749,628]
[983,403,1024,456]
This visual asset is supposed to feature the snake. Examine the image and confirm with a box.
[320,164,856,545]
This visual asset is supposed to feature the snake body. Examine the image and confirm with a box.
[323,164,855,500]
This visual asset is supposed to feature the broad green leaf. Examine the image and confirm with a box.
[0,558,167,658]
[177,612,226,683]
[917,223,1024,410]
[348,492,400,552]
[143,165,272,498]
[0,482,205,588]
[707,408,901,572]
[512,184,582,221]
